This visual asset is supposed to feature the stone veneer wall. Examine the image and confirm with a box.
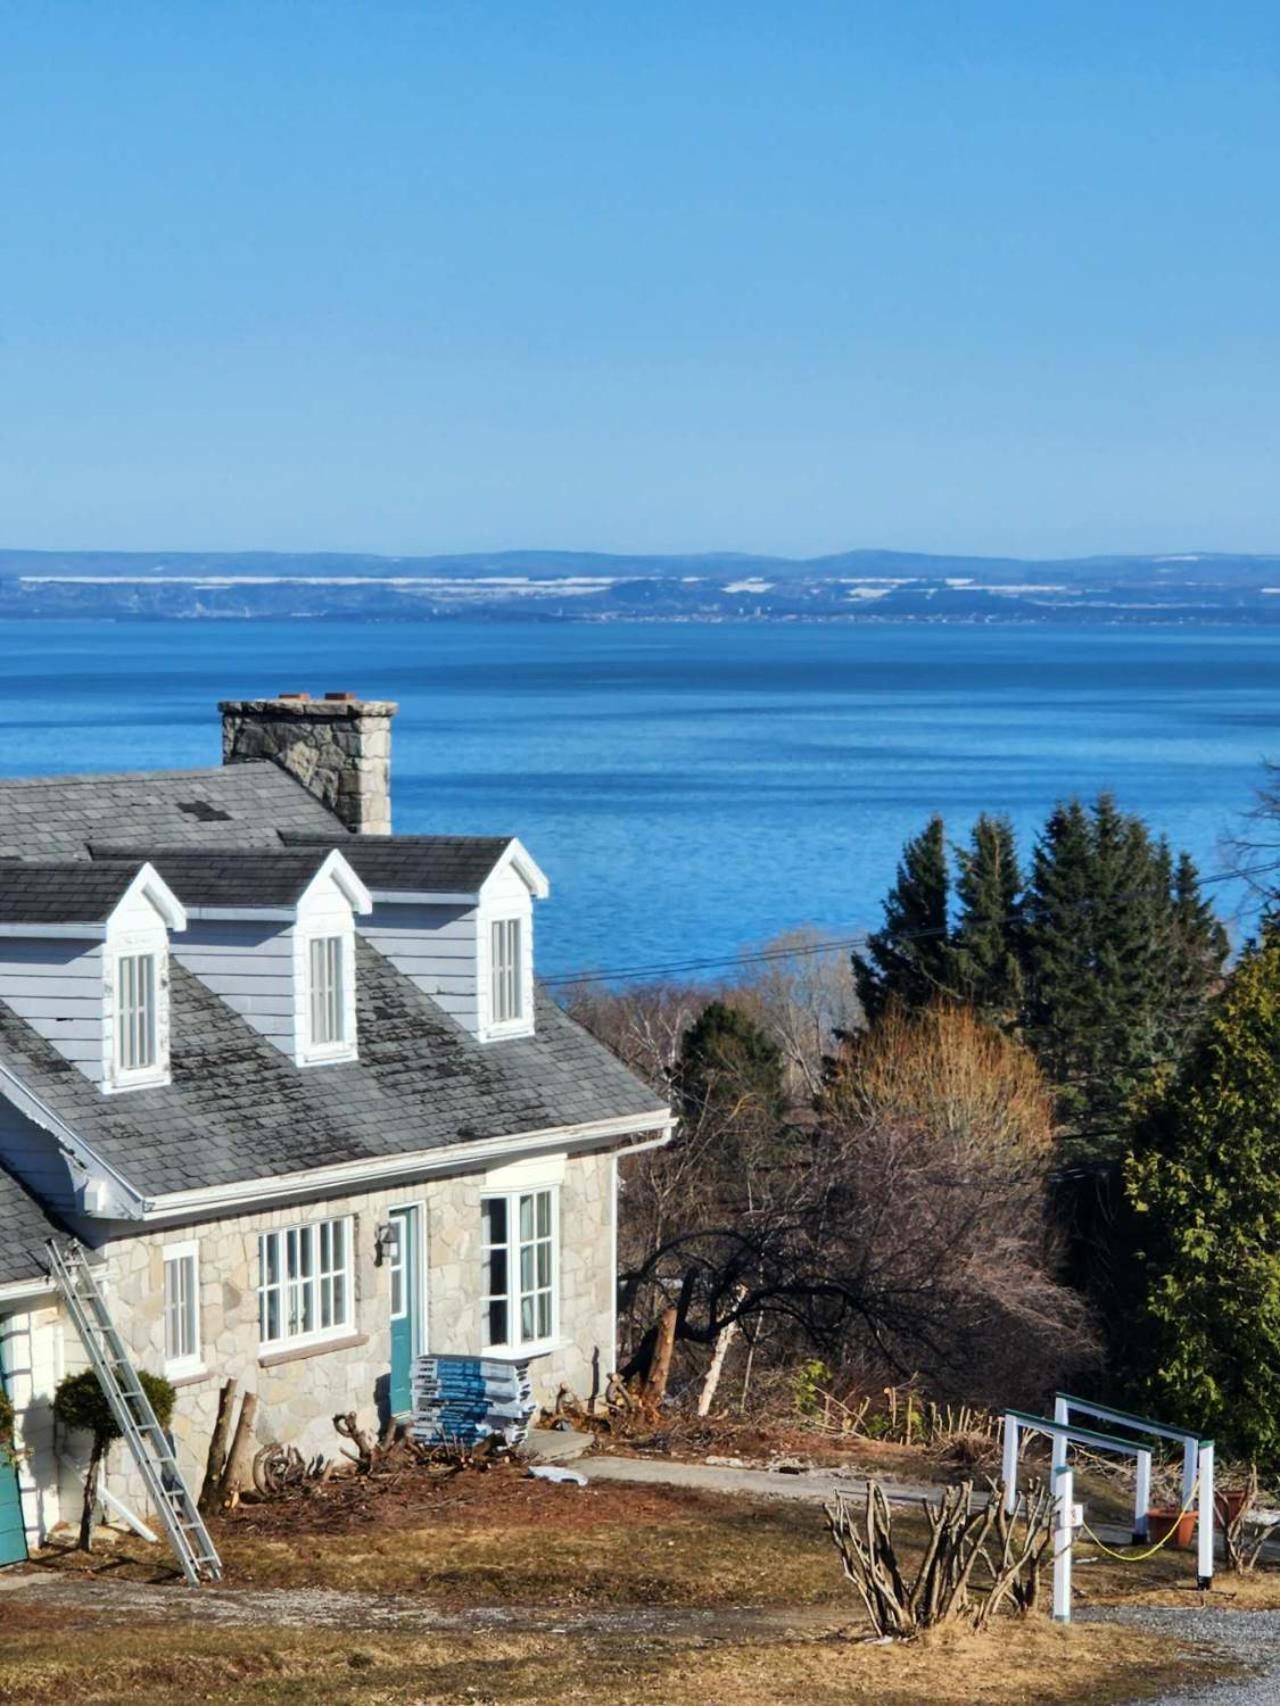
[56,1149,615,1526]
[219,694,398,835]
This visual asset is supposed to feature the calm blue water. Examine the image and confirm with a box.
[0,619,1276,976]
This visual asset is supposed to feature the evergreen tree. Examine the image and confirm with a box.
[1163,848,1229,1051]
[678,1000,785,1131]
[950,813,1023,1025]
[1124,934,1280,1463]
[1022,795,1170,1157]
[853,815,953,1021]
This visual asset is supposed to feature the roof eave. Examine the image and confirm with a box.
[0,1061,148,1221]
[139,1107,674,1220]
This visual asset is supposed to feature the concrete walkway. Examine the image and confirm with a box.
[584,1450,942,1507]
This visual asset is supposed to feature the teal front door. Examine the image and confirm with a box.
[0,1353,27,1567]
[389,1206,421,1416]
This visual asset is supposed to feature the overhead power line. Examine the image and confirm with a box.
[540,855,1280,991]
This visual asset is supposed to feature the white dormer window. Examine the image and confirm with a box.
[106,931,172,1093]
[491,918,524,1026]
[308,935,346,1047]
[117,952,158,1073]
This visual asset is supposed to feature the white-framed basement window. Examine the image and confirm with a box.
[257,1216,354,1350]
[490,917,525,1027]
[163,1239,202,1378]
[308,935,346,1048]
[481,1186,557,1353]
[116,951,158,1076]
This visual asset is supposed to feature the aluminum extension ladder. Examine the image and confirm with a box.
[46,1238,222,1585]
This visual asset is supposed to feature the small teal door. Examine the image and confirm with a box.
[388,1206,421,1416]
[0,1351,28,1566]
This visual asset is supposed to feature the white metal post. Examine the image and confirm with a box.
[1134,1447,1152,1544]
[1053,1466,1074,1624]
[1002,1414,1019,1514]
[1052,1393,1068,1485]
[1197,1442,1214,1588]
[1182,1435,1198,1507]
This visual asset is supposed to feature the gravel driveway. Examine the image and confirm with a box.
[1085,1606,1280,1704]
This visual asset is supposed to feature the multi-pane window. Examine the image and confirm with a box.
[116,951,158,1074]
[308,935,345,1047]
[389,1220,407,1320]
[490,918,523,1025]
[257,1217,353,1348]
[163,1242,200,1373]
[481,1187,556,1349]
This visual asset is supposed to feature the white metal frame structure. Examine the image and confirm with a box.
[1053,1393,1214,1589]
[1002,1406,1215,1617]
[1053,1392,1203,1529]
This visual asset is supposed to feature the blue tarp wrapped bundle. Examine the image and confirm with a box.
[411,1354,535,1449]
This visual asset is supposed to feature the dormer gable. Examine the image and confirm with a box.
[280,833,549,1043]
[90,846,372,1067]
[0,861,186,1092]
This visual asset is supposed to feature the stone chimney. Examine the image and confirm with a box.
[219,692,398,835]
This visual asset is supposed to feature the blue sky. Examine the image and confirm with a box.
[3,1,1278,558]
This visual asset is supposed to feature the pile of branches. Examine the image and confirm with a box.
[824,1478,1054,1639]
[201,1382,508,1515]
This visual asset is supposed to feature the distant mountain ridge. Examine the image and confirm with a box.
[5,546,1280,622]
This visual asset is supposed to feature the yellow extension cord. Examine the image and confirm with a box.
[1076,1478,1201,1563]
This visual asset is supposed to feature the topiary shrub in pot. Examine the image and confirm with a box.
[52,1369,175,1552]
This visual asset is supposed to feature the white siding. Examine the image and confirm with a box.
[0,1100,86,1216]
[176,870,361,1067]
[0,939,107,1081]
[361,862,538,1043]
[173,921,298,1057]
[361,901,481,1034]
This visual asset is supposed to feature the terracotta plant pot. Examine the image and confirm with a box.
[1215,1489,1248,1528]
[1146,1507,1197,1550]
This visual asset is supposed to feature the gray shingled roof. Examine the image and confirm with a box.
[0,763,342,860]
[0,944,667,1201]
[280,832,512,894]
[0,862,143,925]
[0,1162,66,1285]
[88,848,338,909]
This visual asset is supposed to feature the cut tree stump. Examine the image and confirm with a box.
[216,1391,259,1510]
[198,1378,237,1515]
[641,1304,678,1412]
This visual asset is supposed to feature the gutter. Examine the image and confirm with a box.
[0,1274,56,1306]
[140,1108,675,1220]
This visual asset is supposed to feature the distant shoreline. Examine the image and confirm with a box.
[4,606,1280,627]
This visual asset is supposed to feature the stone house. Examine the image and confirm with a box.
[0,694,671,1560]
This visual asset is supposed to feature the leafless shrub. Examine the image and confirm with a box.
[1221,1466,1280,1573]
[825,1478,1054,1638]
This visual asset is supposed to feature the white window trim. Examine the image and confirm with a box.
[162,1238,203,1379]
[480,1184,560,1357]
[482,912,534,1041]
[256,1215,356,1352]
[388,1199,428,1360]
[106,935,170,1093]
[296,928,358,1066]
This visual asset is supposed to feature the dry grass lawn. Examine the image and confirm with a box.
[7,1461,1261,1705]
[0,1612,1224,1706]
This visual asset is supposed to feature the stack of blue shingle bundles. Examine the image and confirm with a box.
[411,1354,535,1449]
